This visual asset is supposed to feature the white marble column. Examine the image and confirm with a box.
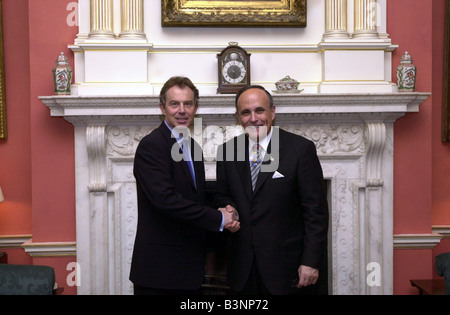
[120,0,145,39]
[323,0,350,39]
[89,0,114,39]
[353,0,379,38]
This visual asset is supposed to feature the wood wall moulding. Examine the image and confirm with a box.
[0,235,32,248]
[21,239,76,257]
[393,234,443,250]
[432,225,450,237]
[0,235,77,257]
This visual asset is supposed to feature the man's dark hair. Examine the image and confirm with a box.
[235,85,274,110]
[159,76,199,107]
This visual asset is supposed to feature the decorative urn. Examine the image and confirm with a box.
[275,75,300,91]
[396,51,416,92]
[52,52,73,95]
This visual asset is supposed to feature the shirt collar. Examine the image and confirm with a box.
[164,120,189,144]
[248,127,273,154]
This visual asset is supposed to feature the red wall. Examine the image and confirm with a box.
[0,0,31,236]
[0,0,77,294]
[390,0,433,235]
[388,0,450,294]
[0,0,449,295]
[0,0,32,267]
[28,0,77,243]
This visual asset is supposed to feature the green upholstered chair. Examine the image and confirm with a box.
[436,252,450,295]
[0,264,56,295]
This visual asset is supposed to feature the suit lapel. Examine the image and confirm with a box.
[160,122,198,191]
[233,135,253,201]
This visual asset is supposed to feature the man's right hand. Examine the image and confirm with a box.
[218,205,240,233]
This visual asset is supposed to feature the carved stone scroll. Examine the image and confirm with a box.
[87,125,108,192]
[365,122,386,187]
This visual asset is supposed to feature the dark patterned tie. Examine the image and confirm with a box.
[250,144,262,191]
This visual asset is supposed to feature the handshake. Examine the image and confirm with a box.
[218,205,240,233]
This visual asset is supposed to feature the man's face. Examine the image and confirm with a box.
[160,85,198,129]
[236,88,276,141]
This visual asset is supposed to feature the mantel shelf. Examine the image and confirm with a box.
[40,92,430,120]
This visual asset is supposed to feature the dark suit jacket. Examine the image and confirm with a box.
[130,122,223,290]
[215,127,329,294]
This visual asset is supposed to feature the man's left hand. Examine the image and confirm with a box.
[297,265,319,288]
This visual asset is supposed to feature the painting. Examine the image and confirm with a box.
[0,0,6,140]
[161,0,307,27]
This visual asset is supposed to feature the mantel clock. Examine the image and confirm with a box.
[217,43,251,94]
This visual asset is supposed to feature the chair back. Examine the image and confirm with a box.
[436,252,450,295]
[0,264,55,295]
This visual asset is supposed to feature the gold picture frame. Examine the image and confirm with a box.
[443,0,450,142]
[0,0,6,140]
[161,0,307,27]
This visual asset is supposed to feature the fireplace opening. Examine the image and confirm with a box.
[201,180,331,295]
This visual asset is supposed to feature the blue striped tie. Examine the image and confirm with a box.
[250,144,262,191]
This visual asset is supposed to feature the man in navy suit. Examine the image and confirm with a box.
[215,85,329,295]
[130,76,239,295]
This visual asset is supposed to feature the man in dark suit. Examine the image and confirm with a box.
[130,76,239,295]
[215,85,329,295]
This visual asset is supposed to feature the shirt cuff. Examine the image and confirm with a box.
[219,212,225,232]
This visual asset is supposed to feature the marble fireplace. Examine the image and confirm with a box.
[39,0,431,295]
[40,92,429,294]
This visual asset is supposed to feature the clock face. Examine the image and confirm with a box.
[223,60,247,84]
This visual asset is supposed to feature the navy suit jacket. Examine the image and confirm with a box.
[215,127,329,294]
[130,122,222,290]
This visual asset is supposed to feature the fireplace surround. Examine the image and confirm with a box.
[40,92,429,294]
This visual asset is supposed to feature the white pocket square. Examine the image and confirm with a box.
[272,171,284,179]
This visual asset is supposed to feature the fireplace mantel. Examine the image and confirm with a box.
[41,93,428,119]
[40,92,429,295]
